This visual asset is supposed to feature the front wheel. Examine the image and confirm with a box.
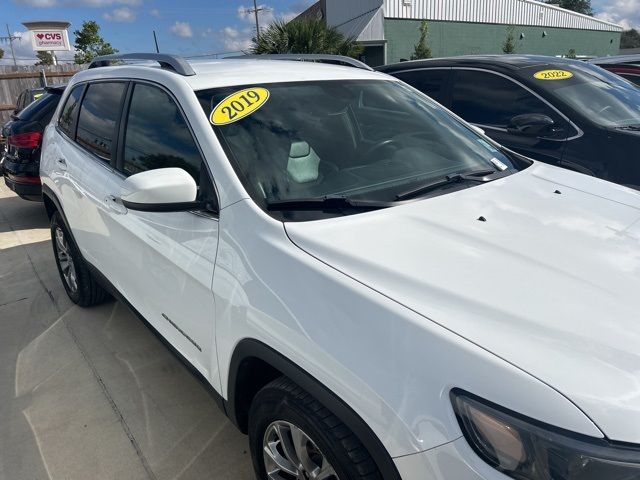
[248,377,383,480]
[51,211,109,307]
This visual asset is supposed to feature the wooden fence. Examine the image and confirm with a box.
[0,64,84,123]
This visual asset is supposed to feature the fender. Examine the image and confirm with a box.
[42,184,66,221]
[227,338,402,480]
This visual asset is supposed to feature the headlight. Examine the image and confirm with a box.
[451,389,640,480]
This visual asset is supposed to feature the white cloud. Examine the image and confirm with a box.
[103,6,137,22]
[149,8,161,18]
[221,26,253,51]
[170,21,193,38]
[595,0,640,30]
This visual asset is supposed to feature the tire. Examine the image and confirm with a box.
[248,376,383,480]
[50,211,109,307]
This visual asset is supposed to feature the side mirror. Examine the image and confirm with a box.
[507,113,556,137]
[120,168,204,212]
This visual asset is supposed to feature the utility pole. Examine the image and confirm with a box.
[246,0,269,41]
[3,24,18,66]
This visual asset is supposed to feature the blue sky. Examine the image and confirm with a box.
[1,0,314,64]
[0,0,637,65]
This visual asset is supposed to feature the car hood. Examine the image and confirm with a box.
[285,163,640,443]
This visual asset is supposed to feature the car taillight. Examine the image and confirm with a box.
[8,131,42,149]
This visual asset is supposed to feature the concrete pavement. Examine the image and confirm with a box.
[0,183,254,480]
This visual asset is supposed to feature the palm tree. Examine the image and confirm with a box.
[250,18,363,58]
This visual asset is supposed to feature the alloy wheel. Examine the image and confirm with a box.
[54,226,78,293]
[263,420,339,480]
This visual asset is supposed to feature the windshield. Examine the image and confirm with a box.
[529,63,640,128]
[197,80,519,217]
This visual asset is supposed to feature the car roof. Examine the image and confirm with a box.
[377,54,582,73]
[71,57,389,92]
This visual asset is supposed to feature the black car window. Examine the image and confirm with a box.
[452,70,558,128]
[527,63,640,128]
[76,82,126,161]
[16,90,62,122]
[58,85,83,139]
[392,69,450,105]
[123,83,202,183]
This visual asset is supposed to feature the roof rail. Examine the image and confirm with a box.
[88,53,196,76]
[234,54,374,71]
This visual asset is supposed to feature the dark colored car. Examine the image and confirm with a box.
[589,55,640,87]
[3,85,66,201]
[13,87,47,115]
[378,55,640,189]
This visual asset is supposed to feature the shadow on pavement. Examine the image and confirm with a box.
[0,187,254,479]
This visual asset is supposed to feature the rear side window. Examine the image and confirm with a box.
[122,83,202,182]
[58,85,83,138]
[16,90,62,123]
[76,82,126,161]
[452,70,558,128]
[392,69,450,106]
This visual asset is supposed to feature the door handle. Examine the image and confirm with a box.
[104,195,127,215]
[57,158,67,170]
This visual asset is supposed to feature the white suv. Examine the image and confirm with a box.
[40,53,640,480]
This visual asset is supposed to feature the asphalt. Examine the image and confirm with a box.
[0,182,254,480]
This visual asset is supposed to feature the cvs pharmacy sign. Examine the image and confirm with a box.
[31,29,70,51]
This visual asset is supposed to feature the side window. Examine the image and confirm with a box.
[452,70,559,128]
[123,83,203,183]
[76,82,126,161]
[58,85,84,139]
[393,69,450,106]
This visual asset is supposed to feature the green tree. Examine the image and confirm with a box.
[502,26,516,54]
[410,21,432,60]
[73,20,118,64]
[250,18,362,58]
[545,0,593,16]
[0,47,4,59]
[35,51,54,65]
[567,48,577,59]
[621,29,640,49]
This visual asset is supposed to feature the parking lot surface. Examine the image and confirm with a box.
[0,183,254,480]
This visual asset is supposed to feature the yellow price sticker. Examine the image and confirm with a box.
[533,69,573,81]
[33,93,44,99]
[210,87,270,125]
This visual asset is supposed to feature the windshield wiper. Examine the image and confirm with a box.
[267,195,394,211]
[395,169,499,201]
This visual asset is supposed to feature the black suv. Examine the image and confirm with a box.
[379,55,640,189]
[3,85,66,201]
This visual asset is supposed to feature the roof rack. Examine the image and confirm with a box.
[234,54,374,71]
[88,53,195,76]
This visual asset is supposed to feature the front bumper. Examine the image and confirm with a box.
[394,437,506,480]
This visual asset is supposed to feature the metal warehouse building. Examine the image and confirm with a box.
[296,0,623,66]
